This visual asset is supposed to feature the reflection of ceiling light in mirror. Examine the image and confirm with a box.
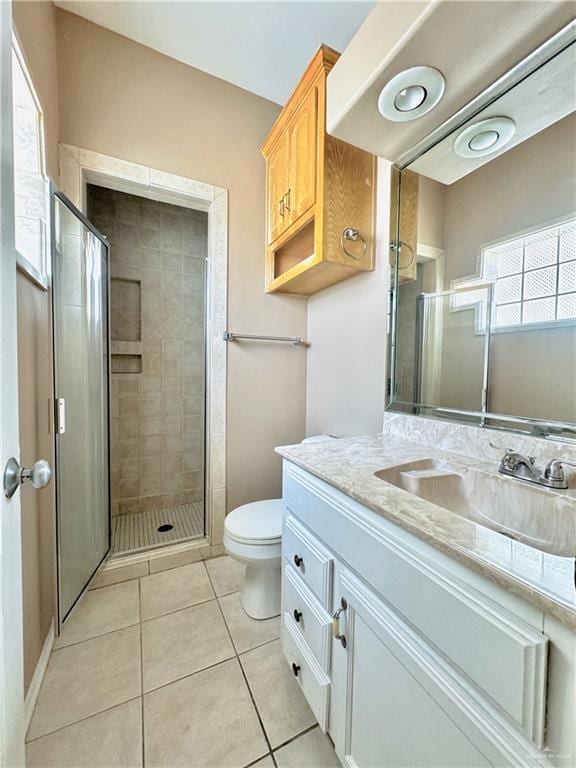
[378,66,445,122]
[454,117,516,158]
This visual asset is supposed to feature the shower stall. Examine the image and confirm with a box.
[52,182,210,624]
[87,184,208,556]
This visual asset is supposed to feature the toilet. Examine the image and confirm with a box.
[224,435,335,620]
[224,498,283,620]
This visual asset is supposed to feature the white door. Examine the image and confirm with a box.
[0,0,25,765]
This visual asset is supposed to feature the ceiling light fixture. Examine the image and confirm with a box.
[454,117,516,158]
[378,66,445,122]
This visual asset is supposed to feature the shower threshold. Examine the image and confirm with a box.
[110,502,204,557]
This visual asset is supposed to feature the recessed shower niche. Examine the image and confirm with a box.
[87,184,208,556]
[110,276,142,373]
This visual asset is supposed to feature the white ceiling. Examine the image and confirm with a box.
[54,0,375,104]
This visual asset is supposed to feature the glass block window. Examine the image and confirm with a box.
[12,37,48,284]
[453,219,576,329]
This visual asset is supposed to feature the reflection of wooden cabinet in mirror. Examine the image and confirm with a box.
[261,46,376,296]
[390,169,418,284]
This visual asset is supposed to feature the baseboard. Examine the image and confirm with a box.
[24,621,54,733]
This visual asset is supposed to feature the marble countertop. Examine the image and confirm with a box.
[276,434,576,628]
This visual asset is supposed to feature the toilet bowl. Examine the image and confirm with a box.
[224,435,336,620]
[224,499,283,620]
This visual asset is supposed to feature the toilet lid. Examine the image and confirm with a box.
[225,499,283,545]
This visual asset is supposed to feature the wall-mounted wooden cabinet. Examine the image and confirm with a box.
[261,46,376,296]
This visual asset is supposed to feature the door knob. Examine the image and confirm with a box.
[4,457,52,499]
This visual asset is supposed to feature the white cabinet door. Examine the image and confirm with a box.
[331,567,495,768]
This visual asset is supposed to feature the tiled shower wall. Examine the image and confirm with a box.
[87,185,207,517]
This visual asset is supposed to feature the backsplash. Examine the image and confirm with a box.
[382,412,576,487]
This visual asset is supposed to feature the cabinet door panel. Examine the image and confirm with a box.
[334,569,496,768]
[289,87,317,225]
[267,129,290,244]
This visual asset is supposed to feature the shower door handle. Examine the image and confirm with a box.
[56,398,66,435]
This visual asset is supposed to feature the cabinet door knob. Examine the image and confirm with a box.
[293,609,302,623]
[292,662,301,677]
[293,554,303,568]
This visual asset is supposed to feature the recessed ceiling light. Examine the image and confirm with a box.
[378,66,445,123]
[454,117,516,158]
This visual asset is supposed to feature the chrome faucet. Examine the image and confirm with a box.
[492,444,575,490]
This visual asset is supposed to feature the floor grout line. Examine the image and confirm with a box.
[271,723,320,754]
[49,621,141,654]
[24,695,143,745]
[212,591,276,761]
[139,577,146,768]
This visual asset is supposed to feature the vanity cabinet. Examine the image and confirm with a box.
[281,461,572,768]
[261,46,376,296]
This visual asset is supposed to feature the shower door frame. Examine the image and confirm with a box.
[50,184,112,630]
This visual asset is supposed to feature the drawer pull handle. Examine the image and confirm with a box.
[332,598,348,649]
[294,554,303,568]
[292,662,301,677]
[293,609,302,623]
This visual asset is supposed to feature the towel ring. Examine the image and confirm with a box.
[341,227,367,260]
[390,240,415,270]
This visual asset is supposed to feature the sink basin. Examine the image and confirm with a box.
[375,459,576,557]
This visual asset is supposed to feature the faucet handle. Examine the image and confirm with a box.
[490,442,515,460]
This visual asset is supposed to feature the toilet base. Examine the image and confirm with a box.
[241,562,281,620]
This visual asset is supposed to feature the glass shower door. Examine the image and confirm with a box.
[52,190,110,623]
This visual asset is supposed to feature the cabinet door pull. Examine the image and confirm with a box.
[284,188,291,212]
[279,198,285,219]
[293,609,302,623]
[293,554,303,568]
[292,662,301,677]
[332,598,348,648]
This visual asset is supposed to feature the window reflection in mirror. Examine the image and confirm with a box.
[389,107,576,438]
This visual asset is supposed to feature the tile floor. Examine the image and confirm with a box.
[26,556,341,768]
[111,502,205,556]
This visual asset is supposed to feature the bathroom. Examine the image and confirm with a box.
[1,1,575,767]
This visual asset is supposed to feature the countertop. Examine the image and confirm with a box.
[276,434,576,628]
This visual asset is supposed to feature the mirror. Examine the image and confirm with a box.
[388,29,576,441]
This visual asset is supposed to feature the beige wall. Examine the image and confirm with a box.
[306,159,389,437]
[16,274,55,695]
[13,1,59,695]
[55,8,307,510]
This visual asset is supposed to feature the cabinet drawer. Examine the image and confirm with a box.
[283,515,333,609]
[282,614,330,732]
[283,565,332,671]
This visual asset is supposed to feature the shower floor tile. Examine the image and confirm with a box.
[111,502,204,556]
